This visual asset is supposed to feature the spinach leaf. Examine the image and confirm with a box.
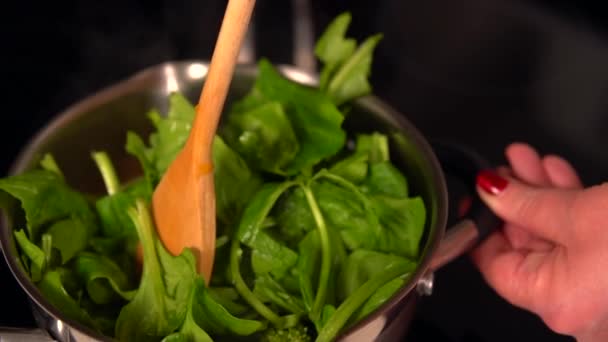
[207,287,249,316]
[126,131,158,193]
[316,260,412,342]
[236,181,297,245]
[46,218,89,264]
[361,162,409,198]
[156,237,197,318]
[296,226,347,316]
[39,153,64,179]
[95,193,137,238]
[314,304,336,332]
[14,229,46,281]
[315,12,357,93]
[296,230,321,311]
[355,133,389,163]
[230,181,297,325]
[192,278,265,335]
[338,249,415,301]
[148,93,196,175]
[115,199,194,341]
[229,238,283,326]
[312,179,381,251]
[328,152,368,184]
[38,270,95,329]
[212,136,263,227]
[253,274,306,315]
[162,291,213,342]
[256,60,347,174]
[350,276,405,323]
[222,101,299,175]
[372,196,426,258]
[250,231,299,279]
[315,12,382,105]
[73,252,136,304]
[0,170,96,241]
[274,187,316,244]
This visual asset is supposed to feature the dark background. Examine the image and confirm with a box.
[2,0,608,341]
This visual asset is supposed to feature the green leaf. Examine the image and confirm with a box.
[95,192,138,238]
[236,182,297,245]
[328,152,368,184]
[222,101,299,175]
[250,231,299,279]
[0,170,96,241]
[156,238,197,321]
[356,133,389,163]
[146,93,196,176]
[338,249,415,301]
[126,131,158,193]
[39,153,64,179]
[46,218,88,264]
[258,60,347,174]
[227,59,346,175]
[315,12,357,92]
[296,227,347,315]
[314,304,336,332]
[38,270,95,329]
[312,179,381,251]
[192,278,265,336]
[372,196,426,259]
[14,229,45,281]
[274,187,316,244]
[115,199,195,341]
[326,33,382,105]
[212,135,263,226]
[162,281,214,342]
[253,274,306,315]
[315,12,382,105]
[361,162,409,198]
[350,277,405,323]
[296,230,321,311]
[207,287,249,316]
[73,252,136,304]
[316,260,412,342]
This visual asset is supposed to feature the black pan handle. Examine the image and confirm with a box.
[428,142,502,271]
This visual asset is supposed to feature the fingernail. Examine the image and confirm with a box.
[477,170,508,195]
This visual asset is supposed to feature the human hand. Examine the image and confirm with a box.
[471,143,608,342]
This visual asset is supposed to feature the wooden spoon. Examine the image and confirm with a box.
[152,0,256,282]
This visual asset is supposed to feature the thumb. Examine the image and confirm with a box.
[476,169,577,244]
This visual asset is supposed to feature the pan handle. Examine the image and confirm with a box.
[428,142,502,271]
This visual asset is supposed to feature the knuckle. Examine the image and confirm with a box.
[512,190,543,223]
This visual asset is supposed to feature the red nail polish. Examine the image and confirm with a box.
[476,170,508,195]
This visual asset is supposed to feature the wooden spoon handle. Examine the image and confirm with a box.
[189,0,256,163]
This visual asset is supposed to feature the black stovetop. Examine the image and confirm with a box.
[3,0,607,340]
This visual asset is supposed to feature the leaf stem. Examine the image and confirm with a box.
[229,237,282,325]
[301,184,331,321]
[92,151,120,195]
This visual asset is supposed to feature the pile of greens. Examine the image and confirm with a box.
[0,13,426,342]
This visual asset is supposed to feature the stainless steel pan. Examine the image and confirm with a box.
[0,60,500,342]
